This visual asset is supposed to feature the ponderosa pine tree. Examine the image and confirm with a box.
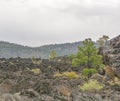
[72,38,104,69]
[97,35,109,47]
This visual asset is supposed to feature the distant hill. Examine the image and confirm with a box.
[0,41,84,58]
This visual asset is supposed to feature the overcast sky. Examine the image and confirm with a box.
[0,0,120,47]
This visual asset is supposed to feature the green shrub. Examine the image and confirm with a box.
[49,50,57,59]
[80,80,105,91]
[9,62,14,65]
[31,56,41,64]
[83,68,97,78]
[30,68,41,74]
[54,71,80,78]
[63,71,80,78]
[109,77,120,85]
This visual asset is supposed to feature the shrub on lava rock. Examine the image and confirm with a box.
[79,80,105,91]
[54,71,80,78]
[30,68,41,74]
[82,68,97,78]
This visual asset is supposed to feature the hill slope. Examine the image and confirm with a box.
[0,41,83,58]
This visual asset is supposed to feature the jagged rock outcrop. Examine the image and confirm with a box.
[98,35,120,78]
[98,35,120,66]
[109,35,120,68]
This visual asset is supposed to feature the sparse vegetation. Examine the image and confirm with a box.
[97,38,105,47]
[80,80,105,91]
[109,77,120,85]
[31,56,41,64]
[49,50,57,59]
[82,68,97,78]
[9,62,14,65]
[97,35,109,47]
[30,68,41,74]
[54,71,80,78]
[102,35,109,44]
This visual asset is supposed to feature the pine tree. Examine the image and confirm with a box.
[97,35,109,47]
[49,50,57,59]
[102,35,109,44]
[72,38,104,69]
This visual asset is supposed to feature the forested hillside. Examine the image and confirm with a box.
[0,41,83,58]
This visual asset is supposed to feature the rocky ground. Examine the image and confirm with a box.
[0,35,119,101]
[0,56,119,101]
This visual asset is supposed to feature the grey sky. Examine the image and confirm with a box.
[0,0,120,46]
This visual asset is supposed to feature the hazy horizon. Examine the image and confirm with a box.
[0,0,120,46]
[0,34,119,47]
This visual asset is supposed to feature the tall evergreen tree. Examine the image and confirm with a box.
[72,38,104,69]
[97,35,109,47]
[102,35,109,44]
[49,50,57,59]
